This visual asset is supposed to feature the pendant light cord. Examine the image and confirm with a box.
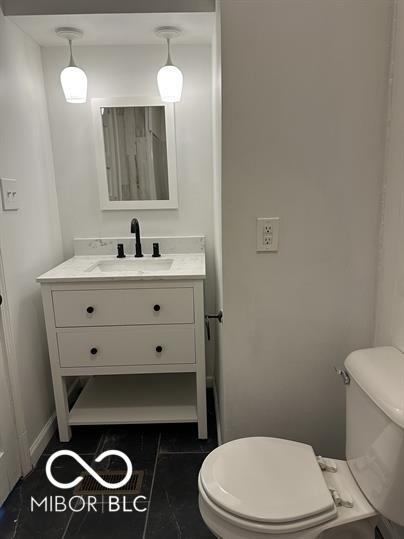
[166,38,173,66]
[68,39,77,68]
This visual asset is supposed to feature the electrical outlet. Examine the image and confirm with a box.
[263,235,272,246]
[256,217,279,252]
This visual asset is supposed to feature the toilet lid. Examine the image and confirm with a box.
[200,437,336,525]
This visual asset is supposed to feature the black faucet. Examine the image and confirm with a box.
[130,218,143,258]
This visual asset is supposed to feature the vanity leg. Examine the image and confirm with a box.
[41,285,72,442]
[52,374,72,442]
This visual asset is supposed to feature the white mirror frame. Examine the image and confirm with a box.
[91,96,178,210]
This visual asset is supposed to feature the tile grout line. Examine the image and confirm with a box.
[41,451,97,457]
[60,497,78,539]
[94,431,107,460]
[159,450,212,455]
[142,432,161,539]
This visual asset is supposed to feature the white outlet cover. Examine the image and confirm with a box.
[256,217,279,252]
[0,178,19,211]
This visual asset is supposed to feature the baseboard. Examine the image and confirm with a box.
[377,518,404,539]
[18,429,32,476]
[29,379,81,468]
[29,413,56,467]
[212,381,222,446]
[376,520,392,539]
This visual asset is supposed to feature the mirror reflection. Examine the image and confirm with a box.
[101,105,169,201]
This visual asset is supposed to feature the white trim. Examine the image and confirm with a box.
[0,246,30,476]
[91,96,179,211]
[29,414,55,466]
[213,381,222,446]
[29,379,81,466]
[206,375,214,388]
[377,518,394,539]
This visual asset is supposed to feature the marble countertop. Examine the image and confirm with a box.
[37,253,206,283]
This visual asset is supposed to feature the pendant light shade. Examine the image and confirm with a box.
[157,64,183,103]
[156,27,183,103]
[56,27,87,104]
[60,65,87,104]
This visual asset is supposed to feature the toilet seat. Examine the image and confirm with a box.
[199,475,338,535]
[199,437,337,533]
[199,437,377,538]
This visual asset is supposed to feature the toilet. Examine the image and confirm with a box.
[198,346,404,538]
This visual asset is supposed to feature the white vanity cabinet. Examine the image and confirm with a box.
[40,278,207,442]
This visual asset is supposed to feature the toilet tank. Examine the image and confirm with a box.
[344,347,404,526]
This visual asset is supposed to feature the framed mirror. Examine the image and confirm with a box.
[92,97,178,210]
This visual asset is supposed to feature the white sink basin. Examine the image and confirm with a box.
[87,258,174,273]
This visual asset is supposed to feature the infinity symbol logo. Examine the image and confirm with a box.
[46,450,133,490]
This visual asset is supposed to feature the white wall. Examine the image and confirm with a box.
[375,1,404,352]
[0,11,64,451]
[41,44,216,374]
[211,1,224,436]
[375,3,404,533]
[219,0,392,457]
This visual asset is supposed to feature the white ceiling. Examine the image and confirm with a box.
[10,12,214,46]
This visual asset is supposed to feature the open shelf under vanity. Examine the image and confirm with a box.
[69,372,198,426]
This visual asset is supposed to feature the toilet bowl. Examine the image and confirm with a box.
[198,347,404,538]
[198,437,376,539]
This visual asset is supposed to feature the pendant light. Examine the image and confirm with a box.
[156,27,183,103]
[56,27,87,104]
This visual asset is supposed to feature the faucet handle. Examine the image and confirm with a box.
[117,243,126,258]
[152,243,161,258]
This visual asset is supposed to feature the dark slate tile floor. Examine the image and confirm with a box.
[0,390,217,539]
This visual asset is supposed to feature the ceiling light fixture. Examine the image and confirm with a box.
[56,27,87,104]
[155,27,183,103]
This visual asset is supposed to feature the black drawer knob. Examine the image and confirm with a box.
[87,306,95,314]
[153,304,161,312]
[90,347,98,355]
[156,345,163,353]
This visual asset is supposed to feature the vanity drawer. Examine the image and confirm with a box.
[57,326,196,368]
[52,288,194,327]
